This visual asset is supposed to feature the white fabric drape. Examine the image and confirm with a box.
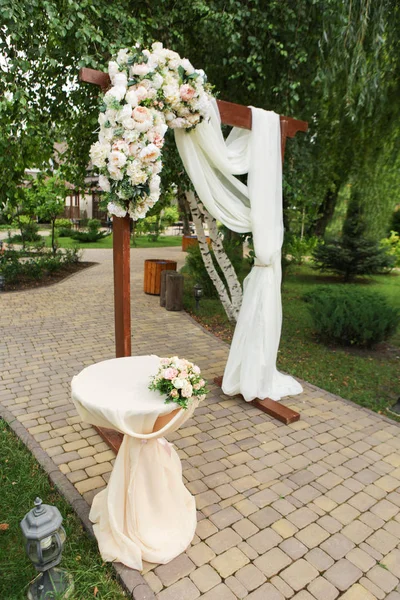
[71,356,197,570]
[175,100,302,401]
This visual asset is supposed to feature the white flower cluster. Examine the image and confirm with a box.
[90,42,212,220]
[149,356,207,410]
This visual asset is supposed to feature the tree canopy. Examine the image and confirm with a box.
[1,0,399,236]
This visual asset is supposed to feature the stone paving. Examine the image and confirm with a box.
[1,247,400,599]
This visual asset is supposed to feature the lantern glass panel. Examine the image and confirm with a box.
[58,526,66,546]
[27,534,61,567]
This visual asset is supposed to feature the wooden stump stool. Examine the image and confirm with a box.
[166,273,184,311]
[160,269,177,307]
[144,259,177,295]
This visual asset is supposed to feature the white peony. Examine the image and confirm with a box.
[181,58,195,75]
[89,141,110,168]
[151,161,162,174]
[113,72,128,88]
[168,117,187,129]
[99,128,114,143]
[104,108,118,126]
[107,201,127,218]
[108,165,124,180]
[122,129,140,143]
[117,49,130,65]
[104,85,125,103]
[125,89,138,107]
[115,104,132,122]
[135,86,149,102]
[98,113,107,126]
[108,61,119,81]
[149,174,161,194]
[121,117,136,130]
[139,143,160,162]
[152,42,163,52]
[109,150,127,168]
[163,84,179,104]
[152,73,164,90]
[131,63,151,76]
[181,383,193,398]
[112,140,130,154]
[126,160,148,185]
[172,378,184,389]
[99,175,111,192]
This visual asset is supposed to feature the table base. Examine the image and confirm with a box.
[90,433,196,570]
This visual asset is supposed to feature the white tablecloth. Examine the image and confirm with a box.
[71,355,198,570]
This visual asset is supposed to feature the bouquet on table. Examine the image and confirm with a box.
[149,357,207,409]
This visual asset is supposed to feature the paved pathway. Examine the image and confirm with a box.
[1,248,400,600]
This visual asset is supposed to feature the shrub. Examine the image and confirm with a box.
[304,286,399,348]
[136,215,164,241]
[54,219,72,229]
[10,218,41,243]
[0,247,81,286]
[71,219,109,243]
[184,240,243,298]
[162,206,180,227]
[285,235,319,266]
[55,219,73,238]
[380,231,400,267]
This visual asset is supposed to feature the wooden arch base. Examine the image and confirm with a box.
[213,376,300,425]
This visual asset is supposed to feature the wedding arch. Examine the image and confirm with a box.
[80,43,308,427]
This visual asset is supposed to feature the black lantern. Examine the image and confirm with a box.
[0,274,4,292]
[20,498,73,600]
[193,283,203,311]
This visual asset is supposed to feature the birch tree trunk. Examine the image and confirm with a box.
[201,204,243,315]
[185,191,242,323]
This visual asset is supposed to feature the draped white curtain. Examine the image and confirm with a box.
[175,100,303,401]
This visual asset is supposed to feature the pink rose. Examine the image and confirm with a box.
[170,389,179,398]
[179,371,188,379]
[180,84,196,101]
[193,366,201,375]
[164,368,178,380]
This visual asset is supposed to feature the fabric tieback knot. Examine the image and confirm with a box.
[140,437,172,457]
[254,256,271,268]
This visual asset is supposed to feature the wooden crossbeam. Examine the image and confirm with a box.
[79,64,305,435]
[79,67,308,159]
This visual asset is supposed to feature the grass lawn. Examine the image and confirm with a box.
[183,264,400,419]
[0,419,126,600]
[43,234,182,250]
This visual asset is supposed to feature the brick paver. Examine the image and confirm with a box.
[1,246,400,599]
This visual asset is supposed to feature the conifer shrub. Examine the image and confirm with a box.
[312,191,395,281]
[304,286,399,348]
[71,219,109,242]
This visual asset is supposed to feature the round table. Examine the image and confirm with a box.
[71,355,198,570]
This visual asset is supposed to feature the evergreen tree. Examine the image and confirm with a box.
[312,191,395,281]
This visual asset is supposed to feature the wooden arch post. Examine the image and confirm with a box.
[79,67,308,428]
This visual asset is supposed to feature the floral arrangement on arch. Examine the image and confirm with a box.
[89,42,213,220]
[149,356,207,410]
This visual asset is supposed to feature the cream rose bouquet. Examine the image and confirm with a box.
[90,42,213,221]
[149,356,207,410]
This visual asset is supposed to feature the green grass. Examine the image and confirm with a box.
[183,264,400,418]
[42,234,183,250]
[0,419,127,600]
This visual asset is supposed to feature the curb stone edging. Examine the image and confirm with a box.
[0,403,155,600]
